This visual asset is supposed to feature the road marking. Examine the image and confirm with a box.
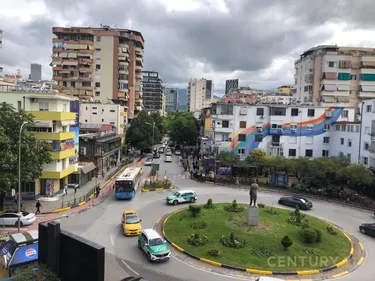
[110,235,114,247]
[121,260,139,276]
[346,215,365,223]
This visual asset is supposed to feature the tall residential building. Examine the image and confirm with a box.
[178,88,187,111]
[142,70,163,111]
[30,63,42,81]
[187,78,213,113]
[225,79,239,95]
[164,88,178,113]
[294,45,375,107]
[51,26,145,120]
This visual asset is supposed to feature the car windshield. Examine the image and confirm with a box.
[21,212,30,216]
[125,214,140,224]
[173,192,180,197]
[149,238,164,246]
[146,158,152,162]
[299,199,306,203]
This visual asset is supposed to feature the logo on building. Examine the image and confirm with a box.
[25,248,37,258]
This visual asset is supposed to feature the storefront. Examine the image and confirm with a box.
[69,162,96,186]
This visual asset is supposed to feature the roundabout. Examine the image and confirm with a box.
[57,160,373,281]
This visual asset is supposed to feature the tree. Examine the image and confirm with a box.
[169,112,199,145]
[126,111,155,150]
[310,157,339,186]
[149,111,165,141]
[343,164,373,186]
[217,151,239,166]
[12,263,60,281]
[246,148,267,175]
[281,235,293,250]
[0,103,52,210]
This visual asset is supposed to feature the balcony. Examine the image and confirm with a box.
[51,148,76,160]
[78,58,93,64]
[135,106,143,111]
[41,164,77,179]
[27,111,76,121]
[119,69,128,74]
[120,112,127,117]
[27,131,75,141]
[77,86,93,91]
[79,67,93,73]
[135,65,142,71]
[269,141,284,148]
[52,37,94,45]
[321,90,350,97]
[358,92,375,98]
[136,72,142,79]
[117,92,129,100]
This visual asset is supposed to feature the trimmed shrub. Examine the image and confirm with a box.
[208,249,220,257]
[188,205,202,217]
[220,232,247,249]
[301,221,310,229]
[204,198,214,209]
[288,206,306,226]
[281,235,293,250]
[190,220,208,229]
[326,225,338,235]
[252,246,273,257]
[301,228,318,244]
[264,206,279,215]
[187,233,208,246]
[314,228,322,242]
[257,203,265,208]
[224,200,244,212]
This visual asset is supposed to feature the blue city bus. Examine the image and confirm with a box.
[115,167,142,200]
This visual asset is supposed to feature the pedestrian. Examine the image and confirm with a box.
[64,185,68,196]
[35,200,42,214]
[95,186,100,198]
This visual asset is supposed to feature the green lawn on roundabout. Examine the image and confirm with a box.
[164,201,351,271]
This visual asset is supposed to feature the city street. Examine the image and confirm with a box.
[58,152,375,281]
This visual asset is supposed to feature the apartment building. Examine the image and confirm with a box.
[0,91,78,197]
[79,101,127,142]
[359,100,375,169]
[51,26,144,120]
[225,79,239,95]
[210,103,358,162]
[276,85,293,95]
[259,94,297,105]
[142,70,163,111]
[164,88,178,113]
[187,78,214,114]
[294,45,375,107]
[30,63,42,81]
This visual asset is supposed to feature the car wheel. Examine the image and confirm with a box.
[278,200,284,205]
[173,200,178,205]
[15,221,23,227]
[190,198,196,203]
[138,241,141,249]
[360,228,366,234]
[147,253,152,262]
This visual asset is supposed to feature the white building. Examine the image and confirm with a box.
[187,78,213,113]
[79,102,126,142]
[359,100,375,168]
[210,103,358,162]
[259,94,297,105]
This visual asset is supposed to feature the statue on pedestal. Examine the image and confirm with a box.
[249,178,259,206]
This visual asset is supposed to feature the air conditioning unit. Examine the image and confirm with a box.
[278,128,283,133]
[291,128,297,133]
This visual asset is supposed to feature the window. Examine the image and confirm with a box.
[239,121,246,128]
[102,119,104,122]
[238,148,245,155]
[95,56,101,60]
[365,142,369,150]
[351,74,357,80]
[364,157,368,165]
[340,138,344,145]
[255,134,263,142]
[307,123,313,130]
[366,105,372,112]
[238,134,246,142]
[95,91,100,96]
[270,107,286,116]
[328,61,335,67]
[347,154,351,162]
[291,108,299,116]
[96,64,101,70]
[365,126,370,134]
[289,149,296,157]
[17,101,22,110]
[356,125,360,132]
[307,109,315,117]
[322,150,329,157]
[335,124,340,131]
[256,108,264,116]
[222,121,229,128]
[323,137,330,144]
[341,110,348,117]
[271,124,277,129]
[348,139,352,147]
[39,102,49,111]
[110,109,116,112]
[96,36,101,42]
[95,82,101,87]
[306,136,314,144]
[324,124,331,131]
[305,149,313,157]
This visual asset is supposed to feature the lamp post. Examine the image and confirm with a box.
[145,122,156,148]
[17,121,28,233]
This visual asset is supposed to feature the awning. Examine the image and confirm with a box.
[81,162,96,174]
[96,136,120,143]
[361,85,375,92]
[324,84,337,91]
[324,72,337,80]
[10,230,38,246]
[337,84,350,91]
[362,61,375,67]
[8,243,38,269]
[61,120,76,126]
[62,61,78,66]
[33,120,53,127]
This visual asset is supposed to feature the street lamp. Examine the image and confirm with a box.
[17,121,28,233]
[145,122,156,147]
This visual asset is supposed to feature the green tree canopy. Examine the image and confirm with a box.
[245,148,267,166]
[217,151,239,166]
[12,263,60,281]
[342,164,373,186]
[168,112,199,145]
[126,111,155,150]
[0,102,52,209]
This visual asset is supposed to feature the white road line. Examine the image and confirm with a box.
[110,235,114,247]
[346,215,366,223]
[121,260,139,276]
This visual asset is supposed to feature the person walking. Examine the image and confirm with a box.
[64,185,68,196]
[35,200,42,215]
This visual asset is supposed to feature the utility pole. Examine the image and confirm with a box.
[17,121,28,233]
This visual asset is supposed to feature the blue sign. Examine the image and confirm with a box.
[8,243,38,269]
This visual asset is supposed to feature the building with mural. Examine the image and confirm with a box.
[210,103,359,162]
[0,91,78,198]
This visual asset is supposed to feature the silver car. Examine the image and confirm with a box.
[0,211,36,227]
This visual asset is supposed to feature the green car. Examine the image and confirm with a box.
[138,229,171,262]
[166,190,197,205]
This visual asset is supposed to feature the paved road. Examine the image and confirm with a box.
[59,153,375,281]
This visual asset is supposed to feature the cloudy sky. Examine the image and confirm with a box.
[1,0,375,94]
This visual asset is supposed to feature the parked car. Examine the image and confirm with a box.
[165,155,172,163]
[166,190,197,205]
[153,153,160,159]
[0,211,36,227]
[144,158,153,166]
[121,210,142,236]
[175,150,181,156]
[158,147,164,153]
[138,229,171,262]
[278,196,313,210]
[165,151,172,156]
[359,223,375,237]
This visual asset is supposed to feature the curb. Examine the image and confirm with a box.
[141,186,174,192]
[160,207,366,279]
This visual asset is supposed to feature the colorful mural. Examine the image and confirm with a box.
[230,107,344,155]
[69,100,80,165]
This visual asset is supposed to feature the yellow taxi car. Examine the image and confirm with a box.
[121,210,142,236]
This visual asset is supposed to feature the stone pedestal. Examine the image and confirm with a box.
[247,205,259,226]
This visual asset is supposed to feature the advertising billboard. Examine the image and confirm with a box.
[70,100,80,165]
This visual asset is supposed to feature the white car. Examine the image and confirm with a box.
[165,155,172,162]
[0,211,36,227]
[175,150,181,155]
